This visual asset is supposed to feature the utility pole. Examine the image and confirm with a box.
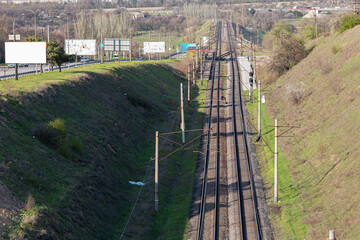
[13,19,18,80]
[274,119,278,203]
[100,11,103,64]
[192,58,195,86]
[258,78,261,136]
[253,44,257,78]
[200,52,203,86]
[187,65,191,102]
[195,43,198,70]
[26,9,37,73]
[180,83,186,144]
[47,25,50,42]
[315,10,318,38]
[249,65,253,103]
[155,131,159,212]
[240,30,243,56]
[130,30,132,62]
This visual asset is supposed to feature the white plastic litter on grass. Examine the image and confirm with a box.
[129,181,145,186]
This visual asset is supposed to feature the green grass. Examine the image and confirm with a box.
[0,60,174,93]
[245,90,308,239]
[0,59,199,239]
[251,24,360,239]
[152,79,207,239]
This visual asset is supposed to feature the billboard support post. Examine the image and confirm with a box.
[15,64,18,80]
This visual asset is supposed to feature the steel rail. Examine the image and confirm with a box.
[226,21,246,240]
[227,21,263,240]
[196,21,221,240]
[213,20,222,240]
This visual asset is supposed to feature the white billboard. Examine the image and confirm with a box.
[9,35,20,41]
[5,42,47,64]
[65,39,96,56]
[143,42,165,54]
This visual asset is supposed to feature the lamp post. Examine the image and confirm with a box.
[25,9,36,41]
[13,18,18,80]
[25,9,38,73]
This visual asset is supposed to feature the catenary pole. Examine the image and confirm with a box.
[258,78,261,136]
[192,58,195,86]
[274,119,278,203]
[180,83,185,144]
[187,65,190,102]
[155,131,159,212]
[200,53,203,86]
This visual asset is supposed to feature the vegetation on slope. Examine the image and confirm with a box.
[250,25,360,239]
[0,60,205,239]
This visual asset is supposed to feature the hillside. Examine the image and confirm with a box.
[0,61,205,239]
[263,25,360,238]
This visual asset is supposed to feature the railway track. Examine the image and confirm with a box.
[196,20,222,240]
[226,21,262,240]
[193,20,263,240]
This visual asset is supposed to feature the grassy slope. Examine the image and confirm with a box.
[249,25,360,239]
[0,60,205,239]
[246,90,308,239]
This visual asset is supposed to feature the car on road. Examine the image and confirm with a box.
[113,54,119,60]
[80,57,89,62]
[6,63,29,68]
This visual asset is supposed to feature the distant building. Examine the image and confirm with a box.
[129,12,145,20]
[355,0,360,14]
[303,10,326,19]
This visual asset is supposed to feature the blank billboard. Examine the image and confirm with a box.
[65,39,96,56]
[5,42,47,64]
[143,42,165,54]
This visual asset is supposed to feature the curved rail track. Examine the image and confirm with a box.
[194,20,263,240]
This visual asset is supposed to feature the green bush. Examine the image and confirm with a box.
[268,36,307,76]
[48,118,66,138]
[34,118,82,159]
[302,25,317,39]
[34,124,59,146]
[339,14,360,33]
[332,44,342,54]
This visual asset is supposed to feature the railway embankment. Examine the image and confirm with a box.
[0,60,206,239]
[246,25,360,239]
